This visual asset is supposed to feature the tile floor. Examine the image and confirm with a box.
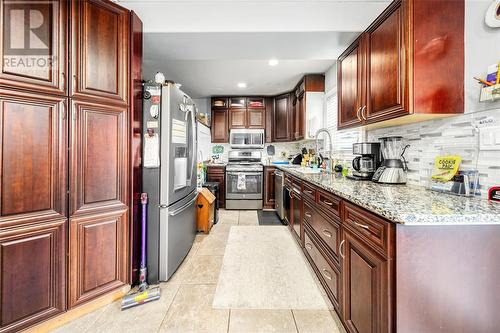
[52,210,346,333]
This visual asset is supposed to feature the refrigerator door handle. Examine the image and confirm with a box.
[168,194,198,216]
[187,108,197,186]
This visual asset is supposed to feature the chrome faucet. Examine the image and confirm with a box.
[315,128,334,173]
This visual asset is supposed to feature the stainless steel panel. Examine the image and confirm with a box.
[159,190,197,281]
[274,170,284,220]
[160,84,197,206]
[225,172,263,200]
[229,129,265,149]
[226,199,263,210]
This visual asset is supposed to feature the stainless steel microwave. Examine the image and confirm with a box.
[229,129,265,149]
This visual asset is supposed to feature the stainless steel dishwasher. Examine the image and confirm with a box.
[274,169,285,220]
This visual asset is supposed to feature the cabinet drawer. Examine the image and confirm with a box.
[343,202,393,257]
[302,182,317,201]
[304,206,341,266]
[317,189,341,218]
[207,166,225,174]
[304,231,340,310]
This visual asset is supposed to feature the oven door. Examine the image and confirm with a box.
[226,171,263,199]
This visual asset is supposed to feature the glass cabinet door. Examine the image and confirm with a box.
[212,97,228,109]
[230,97,246,108]
[247,97,265,108]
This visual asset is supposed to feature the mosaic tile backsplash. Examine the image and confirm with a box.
[365,108,500,197]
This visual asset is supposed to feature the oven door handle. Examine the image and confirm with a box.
[226,172,263,176]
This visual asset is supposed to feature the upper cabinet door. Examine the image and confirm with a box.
[0,89,67,229]
[71,0,129,105]
[70,99,128,217]
[273,94,290,141]
[229,109,247,129]
[0,0,67,95]
[338,38,363,129]
[247,109,264,128]
[364,0,408,123]
[211,109,228,143]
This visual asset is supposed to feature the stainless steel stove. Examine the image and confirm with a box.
[225,150,263,210]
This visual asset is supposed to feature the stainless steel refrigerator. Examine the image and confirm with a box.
[142,82,198,283]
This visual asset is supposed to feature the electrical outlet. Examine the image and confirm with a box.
[479,126,500,151]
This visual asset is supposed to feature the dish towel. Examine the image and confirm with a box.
[237,174,246,190]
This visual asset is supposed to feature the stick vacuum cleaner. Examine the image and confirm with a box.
[121,193,160,310]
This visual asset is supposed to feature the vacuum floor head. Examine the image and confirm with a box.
[121,286,161,310]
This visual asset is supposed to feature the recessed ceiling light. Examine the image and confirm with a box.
[268,59,279,66]
[237,82,247,88]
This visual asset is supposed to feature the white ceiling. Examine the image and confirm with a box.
[116,0,389,98]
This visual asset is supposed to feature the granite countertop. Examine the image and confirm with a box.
[276,165,500,225]
[205,162,227,167]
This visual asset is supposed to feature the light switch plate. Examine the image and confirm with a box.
[479,126,500,151]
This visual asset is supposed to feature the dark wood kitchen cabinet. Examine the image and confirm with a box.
[247,108,265,128]
[0,0,136,331]
[68,99,129,307]
[71,0,129,105]
[363,2,407,123]
[211,109,229,143]
[68,210,128,307]
[69,100,129,217]
[273,93,291,141]
[206,166,225,208]
[0,89,67,229]
[338,38,363,129]
[341,228,394,333]
[263,166,276,210]
[229,108,247,128]
[338,0,464,129]
[0,0,68,95]
[0,219,66,333]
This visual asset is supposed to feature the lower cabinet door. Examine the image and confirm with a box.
[68,210,128,308]
[342,229,392,333]
[0,219,66,333]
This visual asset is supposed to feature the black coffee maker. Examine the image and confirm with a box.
[349,142,382,180]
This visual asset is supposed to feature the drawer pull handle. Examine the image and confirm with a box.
[305,243,313,250]
[354,221,370,230]
[305,212,312,218]
[322,229,332,238]
[305,190,313,194]
[289,190,293,199]
[339,240,345,259]
[322,269,332,281]
[323,200,333,206]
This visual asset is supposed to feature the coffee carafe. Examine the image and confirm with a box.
[348,142,382,180]
[372,136,410,184]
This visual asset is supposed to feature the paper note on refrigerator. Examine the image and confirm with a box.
[172,119,187,144]
[143,133,160,168]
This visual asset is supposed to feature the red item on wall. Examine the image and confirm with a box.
[488,187,500,202]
